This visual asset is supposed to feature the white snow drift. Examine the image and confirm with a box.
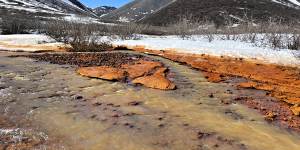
[0,34,65,51]
[113,35,300,67]
[0,34,299,67]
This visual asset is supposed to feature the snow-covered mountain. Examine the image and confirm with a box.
[0,0,97,20]
[93,6,116,17]
[101,0,175,22]
[275,0,300,7]
[138,0,300,26]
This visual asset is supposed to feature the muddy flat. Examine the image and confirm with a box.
[1,51,300,150]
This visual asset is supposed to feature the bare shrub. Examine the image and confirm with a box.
[44,20,112,52]
[168,16,193,39]
[1,18,31,34]
[109,23,149,40]
[140,25,167,36]
[43,20,70,43]
[205,34,214,42]
[287,34,300,50]
[266,33,283,49]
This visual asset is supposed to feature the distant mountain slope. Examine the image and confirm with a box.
[139,0,300,26]
[93,6,116,17]
[0,0,97,21]
[101,0,175,22]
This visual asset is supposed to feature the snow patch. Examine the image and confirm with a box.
[113,35,300,67]
[0,34,65,52]
[288,0,300,6]
[62,0,82,11]
[0,34,56,45]
[118,16,130,23]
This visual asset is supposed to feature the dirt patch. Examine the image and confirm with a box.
[21,52,145,67]
[121,47,300,130]
[18,52,176,90]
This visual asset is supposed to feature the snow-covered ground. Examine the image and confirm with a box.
[113,35,300,67]
[0,34,299,67]
[288,0,300,6]
[0,34,65,51]
[62,14,115,25]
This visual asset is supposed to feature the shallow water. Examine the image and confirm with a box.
[0,51,300,150]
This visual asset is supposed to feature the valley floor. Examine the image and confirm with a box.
[0,34,300,149]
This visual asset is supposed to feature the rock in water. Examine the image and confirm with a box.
[291,105,300,116]
[132,68,176,90]
[77,60,176,90]
[121,60,162,79]
[77,66,125,81]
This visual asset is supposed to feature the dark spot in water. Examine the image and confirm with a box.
[65,110,79,114]
[221,99,232,105]
[74,95,83,100]
[124,123,135,128]
[112,114,120,118]
[183,123,189,126]
[92,102,102,106]
[90,115,97,119]
[124,112,136,116]
[226,89,233,94]
[31,106,39,110]
[197,131,212,139]
[128,101,141,106]
[158,117,164,121]
[158,124,165,128]
[224,109,244,120]
[107,103,114,106]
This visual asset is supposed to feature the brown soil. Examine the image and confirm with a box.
[119,46,300,130]
[22,52,145,67]
[20,52,176,90]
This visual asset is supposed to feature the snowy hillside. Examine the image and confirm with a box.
[102,0,175,22]
[0,0,97,20]
[93,6,116,17]
[140,0,300,25]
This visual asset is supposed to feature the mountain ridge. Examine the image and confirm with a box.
[93,6,116,17]
[138,0,300,26]
[101,0,175,22]
[0,0,98,21]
